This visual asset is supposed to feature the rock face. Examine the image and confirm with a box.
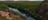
[0,11,9,16]
[0,8,14,20]
[38,0,48,20]
[0,8,9,16]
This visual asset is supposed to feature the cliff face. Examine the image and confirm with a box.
[37,0,48,20]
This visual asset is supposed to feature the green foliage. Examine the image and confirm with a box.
[9,1,42,9]
[13,1,42,19]
[0,1,42,20]
[0,3,8,8]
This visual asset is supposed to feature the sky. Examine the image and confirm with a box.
[0,0,44,1]
[14,0,44,1]
[29,0,44,1]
